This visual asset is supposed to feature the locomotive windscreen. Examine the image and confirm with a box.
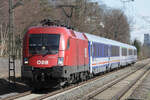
[29,34,60,55]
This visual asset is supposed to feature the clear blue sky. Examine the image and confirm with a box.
[94,0,150,43]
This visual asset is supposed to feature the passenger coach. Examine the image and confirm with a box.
[85,33,137,75]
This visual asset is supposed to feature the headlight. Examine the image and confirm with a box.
[24,58,28,64]
[58,57,64,66]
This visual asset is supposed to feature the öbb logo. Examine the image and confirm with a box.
[37,60,48,65]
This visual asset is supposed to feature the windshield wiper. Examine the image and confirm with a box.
[42,51,49,57]
[42,50,58,57]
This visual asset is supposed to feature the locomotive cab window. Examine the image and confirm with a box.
[29,34,60,55]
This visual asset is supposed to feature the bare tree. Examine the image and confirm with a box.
[0,23,9,56]
[103,9,130,43]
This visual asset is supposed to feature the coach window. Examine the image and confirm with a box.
[134,49,137,55]
[111,46,115,56]
[111,46,119,56]
[104,45,107,57]
[129,49,132,55]
[104,45,108,57]
[96,45,98,57]
[116,46,120,56]
[91,45,92,56]
[101,45,103,57]
[97,47,100,57]
[67,38,70,49]
[100,44,102,57]
[122,48,127,56]
[133,49,135,55]
[135,50,137,55]
[93,44,96,57]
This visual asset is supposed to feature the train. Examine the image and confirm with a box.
[21,20,137,88]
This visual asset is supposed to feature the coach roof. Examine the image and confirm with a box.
[84,33,136,49]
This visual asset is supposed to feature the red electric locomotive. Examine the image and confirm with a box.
[22,21,89,87]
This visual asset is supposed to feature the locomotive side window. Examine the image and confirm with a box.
[67,38,70,49]
[29,34,60,55]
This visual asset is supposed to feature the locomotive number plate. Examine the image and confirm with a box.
[37,60,48,65]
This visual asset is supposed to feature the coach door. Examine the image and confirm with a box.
[89,41,93,73]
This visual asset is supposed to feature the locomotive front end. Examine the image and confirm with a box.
[21,27,67,85]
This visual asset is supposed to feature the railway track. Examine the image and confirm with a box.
[80,63,150,100]
[2,60,149,100]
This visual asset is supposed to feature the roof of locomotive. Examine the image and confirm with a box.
[84,33,136,50]
[27,26,69,32]
[27,26,88,40]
